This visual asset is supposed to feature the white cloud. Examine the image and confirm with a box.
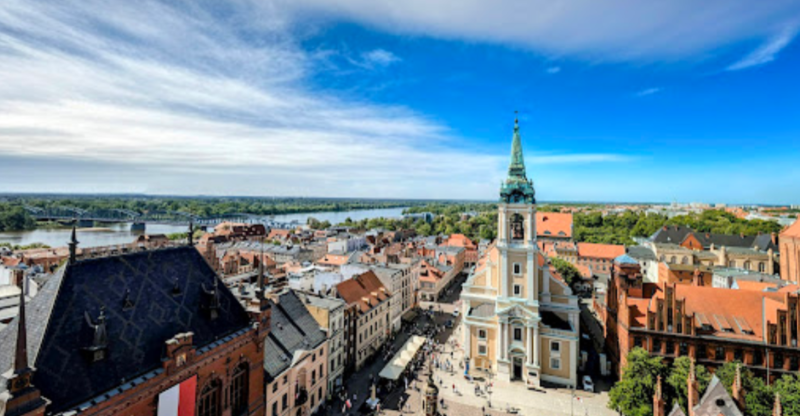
[0,0,628,199]
[281,0,800,62]
[635,87,662,97]
[726,25,797,71]
[360,49,401,67]
[546,66,561,74]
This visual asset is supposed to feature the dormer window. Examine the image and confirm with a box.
[83,307,108,363]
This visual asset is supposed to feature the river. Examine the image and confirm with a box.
[0,207,407,249]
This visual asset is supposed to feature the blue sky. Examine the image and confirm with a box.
[1,1,799,204]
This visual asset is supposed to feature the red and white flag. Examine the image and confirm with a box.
[157,375,197,416]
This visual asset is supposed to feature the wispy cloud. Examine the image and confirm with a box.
[0,0,642,199]
[281,0,800,62]
[546,66,561,74]
[635,87,662,97]
[726,26,797,71]
[360,49,401,67]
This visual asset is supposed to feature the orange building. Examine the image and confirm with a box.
[780,217,800,283]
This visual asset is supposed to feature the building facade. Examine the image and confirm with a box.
[460,119,580,388]
[336,271,392,371]
[602,254,800,382]
[263,290,328,416]
[297,291,347,394]
[780,218,800,283]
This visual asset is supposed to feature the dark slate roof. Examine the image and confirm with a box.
[626,245,657,261]
[693,233,755,250]
[541,311,572,331]
[650,225,693,244]
[0,246,251,414]
[263,290,326,381]
[753,234,778,252]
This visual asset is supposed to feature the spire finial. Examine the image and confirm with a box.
[13,288,28,373]
[68,220,79,264]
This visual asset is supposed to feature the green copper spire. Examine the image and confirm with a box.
[507,116,527,180]
[499,113,536,204]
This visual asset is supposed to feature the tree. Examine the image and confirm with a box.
[550,258,582,286]
[666,357,711,414]
[608,348,668,416]
[0,206,36,232]
[715,361,759,396]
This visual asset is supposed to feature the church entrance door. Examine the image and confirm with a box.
[513,357,523,380]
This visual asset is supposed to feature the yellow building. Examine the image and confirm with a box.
[461,118,580,388]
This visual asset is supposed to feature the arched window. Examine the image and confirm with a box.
[759,262,766,272]
[744,261,751,270]
[729,260,736,268]
[198,379,221,416]
[681,256,689,265]
[670,256,677,264]
[510,213,525,241]
[230,362,249,415]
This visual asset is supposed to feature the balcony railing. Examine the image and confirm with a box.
[295,387,308,406]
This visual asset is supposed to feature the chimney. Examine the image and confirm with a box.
[653,375,666,416]
[688,359,699,416]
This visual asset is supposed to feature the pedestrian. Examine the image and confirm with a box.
[482,406,486,416]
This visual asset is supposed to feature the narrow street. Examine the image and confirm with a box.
[322,273,467,415]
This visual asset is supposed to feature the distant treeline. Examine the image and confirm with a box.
[5,196,437,219]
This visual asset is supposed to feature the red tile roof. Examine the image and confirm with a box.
[536,212,573,238]
[643,284,787,342]
[577,243,626,260]
[336,271,390,314]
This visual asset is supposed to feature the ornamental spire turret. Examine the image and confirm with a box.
[13,289,28,373]
[500,112,536,204]
[508,112,527,180]
[68,222,78,264]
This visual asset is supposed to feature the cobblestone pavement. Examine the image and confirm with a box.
[322,271,615,416]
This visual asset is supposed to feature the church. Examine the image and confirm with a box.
[461,118,581,388]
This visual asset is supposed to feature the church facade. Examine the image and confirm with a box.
[461,118,580,388]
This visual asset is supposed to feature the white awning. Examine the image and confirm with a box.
[378,335,426,380]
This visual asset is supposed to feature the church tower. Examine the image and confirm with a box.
[494,115,543,385]
[460,114,579,389]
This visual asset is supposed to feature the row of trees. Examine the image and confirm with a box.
[14,196,426,218]
[0,204,36,232]
[339,205,498,242]
[574,209,783,246]
[609,348,799,416]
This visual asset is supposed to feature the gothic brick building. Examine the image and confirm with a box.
[601,252,800,382]
[0,229,270,416]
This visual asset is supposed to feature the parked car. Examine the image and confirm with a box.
[582,375,594,392]
[445,319,453,328]
[452,309,460,317]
